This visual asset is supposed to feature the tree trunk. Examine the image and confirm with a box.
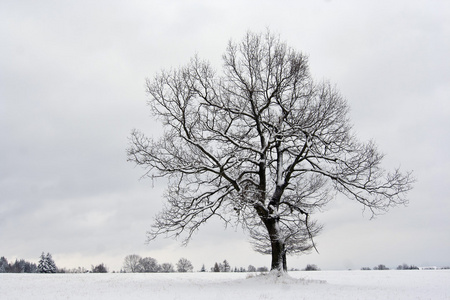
[265,218,287,273]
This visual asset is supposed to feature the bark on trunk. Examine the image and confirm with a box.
[265,218,287,272]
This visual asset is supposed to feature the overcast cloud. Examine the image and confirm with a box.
[1,0,449,271]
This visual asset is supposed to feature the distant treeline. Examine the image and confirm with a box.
[0,253,59,273]
[0,254,108,274]
[0,256,37,273]
[361,264,450,270]
[209,260,268,273]
[5,254,446,274]
[121,255,270,273]
[0,252,60,273]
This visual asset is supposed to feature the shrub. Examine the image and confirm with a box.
[303,264,320,271]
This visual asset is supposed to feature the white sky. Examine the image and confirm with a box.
[1,0,449,272]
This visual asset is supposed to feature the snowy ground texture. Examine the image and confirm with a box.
[1,270,449,299]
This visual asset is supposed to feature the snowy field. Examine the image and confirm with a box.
[1,270,449,299]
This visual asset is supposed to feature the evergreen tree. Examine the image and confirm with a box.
[10,259,25,273]
[25,261,38,273]
[91,263,108,273]
[46,253,57,273]
[38,252,46,273]
[213,262,220,272]
[0,256,8,273]
[0,257,36,273]
[38,252,57,273]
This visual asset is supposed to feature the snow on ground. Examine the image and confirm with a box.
[1,270,449,299]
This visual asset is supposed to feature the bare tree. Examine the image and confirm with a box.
[176,258,193,273]
[139,257,160,272]
[123,254,142,273]
[128,31,413,273]
[160,262,175,273]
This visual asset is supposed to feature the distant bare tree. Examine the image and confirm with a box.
[222,260,231,272]
[160,262,175,273]
[128,30,414,273]
[176,258,193,273]
[123,254,142,273]
[397,263,418,270]
[374,264,389,270]
[257,266,269,272]
[139,257,160,272]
